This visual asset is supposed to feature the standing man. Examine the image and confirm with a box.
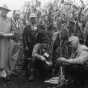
[0,4,14,78]
[23,13,38,77]
[23,13,38,59]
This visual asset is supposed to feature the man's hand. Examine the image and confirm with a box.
[57,57,70,65]
[40,56,53,66]
[57,57,67,62]
[40,56,46,61]
[45,61,53,66]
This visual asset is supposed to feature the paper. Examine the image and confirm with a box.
[0,32,14,36]
[4,33,13,36]
[44,52,49,57]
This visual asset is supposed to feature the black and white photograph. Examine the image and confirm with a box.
[0,0,88,88]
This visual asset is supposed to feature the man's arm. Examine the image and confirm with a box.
[32,44,40,57]
[66,51,88,64]
[32,44,46,61]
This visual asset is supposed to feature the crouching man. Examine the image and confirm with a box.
[29,43,53,81]
[57,35,88,88]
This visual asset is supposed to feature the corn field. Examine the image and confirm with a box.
[10,0,88,71]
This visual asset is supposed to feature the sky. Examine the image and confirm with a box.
[0,0,53,10]
[0,0,30,10]
[0,0,87,17]
[0,0,88,10]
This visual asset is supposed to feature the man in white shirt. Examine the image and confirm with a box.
[0,4,14,78]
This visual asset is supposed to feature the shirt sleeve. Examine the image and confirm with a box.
[68,51,88,64]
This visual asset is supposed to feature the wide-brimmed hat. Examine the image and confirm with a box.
[68,35,79,43]
[0,4,10,11]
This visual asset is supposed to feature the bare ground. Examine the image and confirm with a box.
[0,75,47,88]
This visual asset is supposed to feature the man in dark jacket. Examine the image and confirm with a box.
[23,13,38,58]
[23,25,37,58]
[22,13,38,77]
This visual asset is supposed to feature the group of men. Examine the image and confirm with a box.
[23,11,88,87]
[23,13,53,80]
[0,3,88,88]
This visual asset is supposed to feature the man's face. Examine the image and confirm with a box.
[70,40,78,49]
[30,17,37,25]
[1,9,8,17]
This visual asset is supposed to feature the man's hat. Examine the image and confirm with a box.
[0,4,10,11]
[68,35,79,43]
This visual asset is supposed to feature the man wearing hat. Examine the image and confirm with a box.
[0,4,14,78]
[57,35,88,87]
[23,13,38,58]
[23,13,39,77]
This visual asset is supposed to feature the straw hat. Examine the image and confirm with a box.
[68,35,79,43]
[0,4,10,11]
